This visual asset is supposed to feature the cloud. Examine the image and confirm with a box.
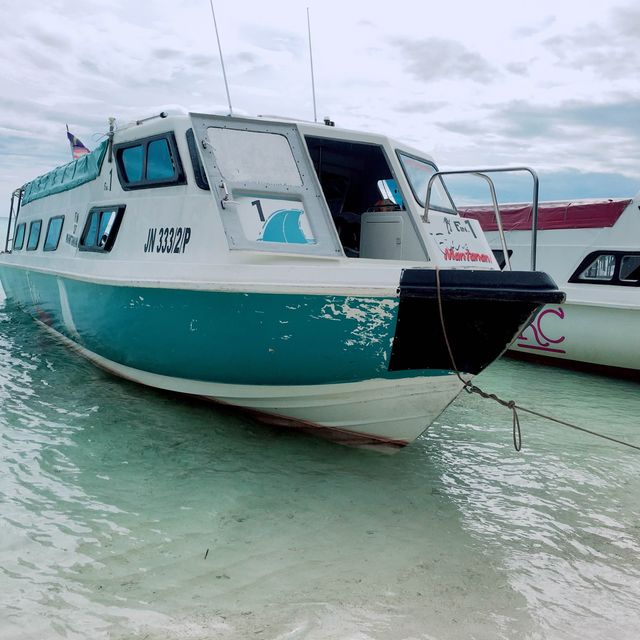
[544,6,640,78]
[493,98,640,139]
[242,25,304,54]
[395,100,447,114]
[393,37,496,84]
[505,62,530,76]
[513,15,556,38]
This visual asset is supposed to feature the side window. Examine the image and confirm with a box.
[578,254,616,281]
[146,138,175,180]
[26,220,42,251]
[13,222,26,250]
[397,151,455,213]
[80,206,125,252]
[121,145,144,182]
[620,255,640,283]
[569,251,640,287]
[44,216,65,251]
[114,133,185,190]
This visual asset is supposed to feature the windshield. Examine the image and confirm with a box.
[397,152,455,213]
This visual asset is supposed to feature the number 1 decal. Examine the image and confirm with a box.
[251,199,265,222]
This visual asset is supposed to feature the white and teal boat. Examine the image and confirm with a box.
[0,111,563,448]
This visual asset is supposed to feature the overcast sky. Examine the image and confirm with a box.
[1,0,639,214]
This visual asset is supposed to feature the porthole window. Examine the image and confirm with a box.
[114,133,185,190]
[26,220,42,251]
[13,222,26,250]
[80,205,125,252]
[43,216,65,251]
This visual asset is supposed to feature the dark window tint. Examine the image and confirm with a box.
[620,255,640,282]
[44,216,64,251]
[186,128,209,190]
[121,145,144,182]
[146,138,175,180]
[14,223,26,250]
[26,220,42,251]
[492,249,513,270]
[80,206,125,252]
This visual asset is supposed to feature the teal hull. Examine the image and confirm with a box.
[0,266,446,385]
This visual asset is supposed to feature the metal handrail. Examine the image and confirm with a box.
[423,166,540,271]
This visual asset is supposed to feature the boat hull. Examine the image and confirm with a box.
[31,321,465,449]
[510,301,640,377]
[0,264,562,446]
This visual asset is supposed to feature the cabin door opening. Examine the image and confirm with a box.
[304,137,426,261]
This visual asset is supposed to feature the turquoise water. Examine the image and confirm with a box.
[1,288,639,640]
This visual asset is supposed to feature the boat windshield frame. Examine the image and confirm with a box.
[396,151,456,214]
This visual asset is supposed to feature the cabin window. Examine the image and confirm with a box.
[13,223,26,250]
[569,251,640,287]
[43,216,64,251]
[114,132,186,190]
[146,138,175,180]
[620,255,640,282]
[80,205,125,252]
[492,249,513,270]
[208,128,302,185]
[26,220,42,251]
[579,254,615,281]
[397,152,455,213]
[185,128,209,190]
[121,145,144,182]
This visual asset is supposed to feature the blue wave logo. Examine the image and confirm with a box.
[259,209,313,244]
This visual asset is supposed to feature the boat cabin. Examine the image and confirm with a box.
[4,112,498,271]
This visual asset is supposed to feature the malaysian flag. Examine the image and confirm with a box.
[66,126,90,159]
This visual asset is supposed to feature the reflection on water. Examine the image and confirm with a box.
[1,294,639,639]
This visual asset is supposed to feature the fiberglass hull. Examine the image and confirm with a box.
[0,264,562,447]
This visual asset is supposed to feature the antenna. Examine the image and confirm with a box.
[208,1,233,116]
[307,7,318,123]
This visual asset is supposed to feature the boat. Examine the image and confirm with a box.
[460,196,640,377]
[0,110,563,449]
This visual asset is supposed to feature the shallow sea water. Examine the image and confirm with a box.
[1,288,639,640]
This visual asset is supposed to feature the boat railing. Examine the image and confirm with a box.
[3,188,22,253]
[423,167,539,271]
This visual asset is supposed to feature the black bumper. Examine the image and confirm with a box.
[388,269,565,375]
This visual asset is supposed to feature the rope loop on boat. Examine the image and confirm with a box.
[434,267,639,453]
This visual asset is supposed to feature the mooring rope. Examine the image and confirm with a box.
[434,267,640,452]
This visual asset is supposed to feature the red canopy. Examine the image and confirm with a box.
[459,199,632,231]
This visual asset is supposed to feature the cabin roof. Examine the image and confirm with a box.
[22,140,108,205]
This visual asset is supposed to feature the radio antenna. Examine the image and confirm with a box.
[307,7,318,123]
[208,1,233,116]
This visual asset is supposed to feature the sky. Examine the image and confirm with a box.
[1,0,639,220]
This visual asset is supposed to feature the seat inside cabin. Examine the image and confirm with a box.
[305,136,403,257]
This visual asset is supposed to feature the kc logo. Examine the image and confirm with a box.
[516,306,566,353]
